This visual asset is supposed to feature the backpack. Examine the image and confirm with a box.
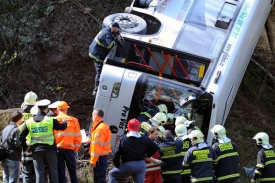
[0,126,16,161]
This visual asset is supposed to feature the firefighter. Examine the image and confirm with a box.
[20,91,38,122]
[89,108,112,183]
[19,99,67,183]
[157,126,165,143]
[54,101,82,183]
[211,125,240,183]
[89,22,124,95]
[19,91,38,183]
[175,124,191,183]
[158,130,183,183]
[140,112,167,136]
[144,126,164,183]
[183,130,217,183]
[251,132,275,183]
[137,104,168,123]
[175,116,201,134]
[108,118,159,183]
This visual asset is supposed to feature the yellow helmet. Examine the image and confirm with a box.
[150,112,167,125]
[24,91,38,105]
[157,104,168,114]
[188,130,204,144]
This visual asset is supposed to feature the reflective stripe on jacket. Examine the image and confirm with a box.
[54,113,82,152]
[89,121,112,164]
[175,136,192,176]
[26,117,54,145]
[212,141,240,181]
[159,137,183,175]
[89,27,116,62]
[183,143,217,182]
[145,150,161,175]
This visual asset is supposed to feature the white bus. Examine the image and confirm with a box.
[94,0,273,148]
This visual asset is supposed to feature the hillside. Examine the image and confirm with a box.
[1,0,275,182]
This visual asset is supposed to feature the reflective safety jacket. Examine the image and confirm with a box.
[145,150,161,175]
[89,27,117,62]
[175,136,192,177]
[183,143,217,182]
[26,117,54,145]
[137,108,158,123]
[253,147,275,182]
[212,141,240,182]
[54,113,82,152]
[158,137,183,175]
[140,121,153,136]
[89,120,112,164]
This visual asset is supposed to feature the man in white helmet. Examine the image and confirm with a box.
[183,130,217,183]
[211,125,240,183]
[137,104,168,123]
[175,124,191,183]
[175,116,200,134]
[140,112,167,136]
[251,132,275,183]
[20,91,38,122]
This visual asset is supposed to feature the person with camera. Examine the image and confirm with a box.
[89,22,124,95]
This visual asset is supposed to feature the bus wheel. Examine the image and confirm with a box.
[103,13,147,34]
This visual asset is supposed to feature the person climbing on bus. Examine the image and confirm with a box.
[140,112,167,136]
[137,104,168,123]
[89,22,124,96]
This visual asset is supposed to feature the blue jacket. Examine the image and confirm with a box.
[89,27,117,62]
[158,137,183,174]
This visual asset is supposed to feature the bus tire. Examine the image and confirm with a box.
[103,13,147,34]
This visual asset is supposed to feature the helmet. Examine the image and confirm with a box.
[188,130,204,144]
[151,112,167,125]
[127,118,140,132]
[211,125,226,139]
[175,124,187,137]
[24,91,38,105]
[166,113,174,125]
[158,126,165,138]
[252,132,269,146]
[175,116,194,126]
[156,104,168,114]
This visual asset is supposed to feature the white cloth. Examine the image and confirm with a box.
[126,131,141,138]
[218,137,231,143]
[262,144,273,149]
[198,142,208,149]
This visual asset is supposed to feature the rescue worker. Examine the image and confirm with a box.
[89,22,124,95]
[108,118,159,183]
[144,126,164,183]
[158,130,183,183]
[54,101,82,183]
[251,132,275,183]
[46,101,60,117]
[20,99,67,183]
[137,104,168,123]
[175,116,200,134]
[89,108,112,183]
[19,91,38,183]
[157,126,165,143]
[211,125,240,183]
[20,91,38,123]
[140,112,167,136]
[183,130,217,183]
[175,124,191,183]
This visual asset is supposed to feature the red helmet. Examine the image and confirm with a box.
[127,118,140,132]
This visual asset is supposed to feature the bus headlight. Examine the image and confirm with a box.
[111,82,121,98]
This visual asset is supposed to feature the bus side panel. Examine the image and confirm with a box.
[206,0,272,144]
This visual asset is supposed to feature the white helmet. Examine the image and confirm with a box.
[188,130,204,144]
[158,126,165,138]
[24,91,38,105]
[157,104,168,114]
[175,116,194,127]
[30,105,39,116]
[252,132,269,146]
[150,112,167,126]
[166,113,174,125]
[211,125,226,139]
[175,124,187,137]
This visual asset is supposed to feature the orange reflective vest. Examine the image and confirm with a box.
[54,113,82,152]
[89,121,112,164]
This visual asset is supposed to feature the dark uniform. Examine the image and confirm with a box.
[212,140,240,183]
[89,26,120,94]
[183,143,217,183]
[187,124,201,134]
[158,137,183,183]
[137,108,159,124]
[252,147,275,182]
[20,111,67,183]
[175,136,192,183]
[109,134,159,183]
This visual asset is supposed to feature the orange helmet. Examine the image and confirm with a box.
[127,118,140,132]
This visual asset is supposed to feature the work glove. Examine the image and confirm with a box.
[74,152,78,158]
[155,160,166,167]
